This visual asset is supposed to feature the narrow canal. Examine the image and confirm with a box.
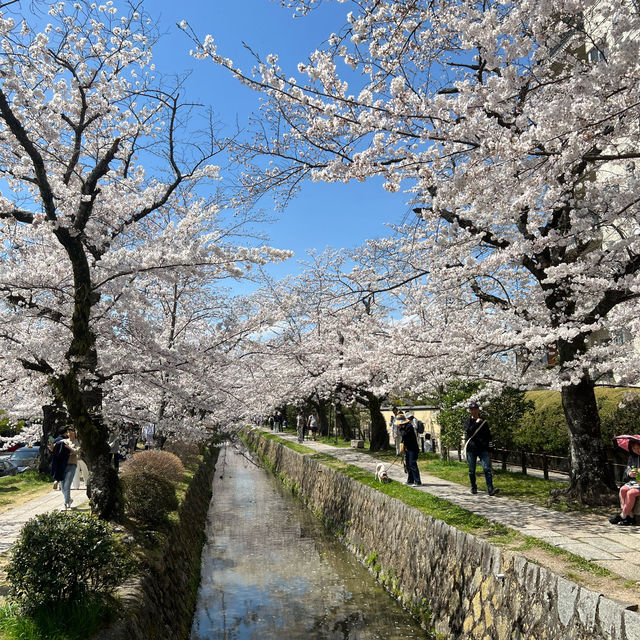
[190,443,433,640]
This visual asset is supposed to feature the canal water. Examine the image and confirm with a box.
[190,443,432,640]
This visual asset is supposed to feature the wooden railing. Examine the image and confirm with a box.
[488,447,629,484]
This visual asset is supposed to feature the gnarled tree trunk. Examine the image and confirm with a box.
[49,240,122,520]
[52,371,121,520]
[38,402,67,475]
[365,392,389,452]
[560,377,617,505]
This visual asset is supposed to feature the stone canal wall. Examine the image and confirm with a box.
[245,429,640,640]
[94,445,219,640]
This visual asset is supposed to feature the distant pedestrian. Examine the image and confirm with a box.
[463,403,499,496]
[274,411,282,433]
[396,411,422,487]
[142,423,156,449]
[308,414,318,441]
[127,424,138,455]
[109,433,121,471]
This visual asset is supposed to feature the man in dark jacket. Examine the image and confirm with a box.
[397,411,422,487]
[464,402,499,496]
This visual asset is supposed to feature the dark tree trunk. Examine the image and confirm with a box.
[560,378,618,505]
[366,392,389,452]
[53,375,122,520]
[38,402,66,475]
[57,380,114,513]
[335,404,352,440]
[545,331,619,505]
[314,400,330,437]
[48,236,122,520]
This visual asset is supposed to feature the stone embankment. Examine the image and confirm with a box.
[245,429,640,640]
[94,445,219,640]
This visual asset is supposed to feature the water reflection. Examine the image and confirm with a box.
[190,443,432,640]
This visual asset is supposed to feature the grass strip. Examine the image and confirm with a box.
[362,449,610,516]
[0,594,118,640]
[259,431,316,455]
[0,472,53,515]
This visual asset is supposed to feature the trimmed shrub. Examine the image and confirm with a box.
[484,388,535,450]
[121,470,179,527]
[435,380,481,455]
[7,511,130,612]
[514,404,569,455]
[601,393,640,446]
[517,388,639,455]
[163,440,200,467]
[121,449,185,482]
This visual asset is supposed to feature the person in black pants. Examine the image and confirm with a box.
[396,411,422,487]
[463,402,499,496]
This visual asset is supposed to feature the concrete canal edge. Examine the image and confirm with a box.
[244,429,640,640]
[94,445,219,640]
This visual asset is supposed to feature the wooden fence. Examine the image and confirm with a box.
[489,447,629,484]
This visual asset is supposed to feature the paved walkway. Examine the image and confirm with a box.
[263,429,640,584]
[0,485,90,555]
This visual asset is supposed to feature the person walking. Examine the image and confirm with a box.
[52,427,81,509]
[127,424,138,456]
[463,402,499,496]
[396,411,422,487]
[109,432,121,471]
[71,457,89,491]
[308,414,318,441]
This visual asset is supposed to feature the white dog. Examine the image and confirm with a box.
[376,462,390,483]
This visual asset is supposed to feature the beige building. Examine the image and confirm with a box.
[380,405,441,450]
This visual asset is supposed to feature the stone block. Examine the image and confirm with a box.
[576,587,599,629]
[624,609,640,640]
[556,577,579,627]
[598,596,624,639]
[350,439,364,448]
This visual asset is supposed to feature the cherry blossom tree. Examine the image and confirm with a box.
[198,0,640,503]
[234,249,398,449]
[0,2,289,518]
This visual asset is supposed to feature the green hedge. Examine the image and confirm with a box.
[513,388,640,455]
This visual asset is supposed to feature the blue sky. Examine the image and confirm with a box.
[148,0,408,284]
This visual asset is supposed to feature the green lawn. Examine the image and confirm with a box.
[364,449,610,515]
[0,472,52,515]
